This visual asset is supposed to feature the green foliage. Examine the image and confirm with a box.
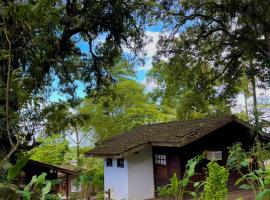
[235,169,270,200]
[80,79,176,141]
[0,0,154,165]
[0,157,30,200]
[7,156,29,181]
[157,155,203,200]
[189,181,204,200]
[157,173,180,198]
[151,0,270,125]
[30,135,69,165]
[148,59,233,120]
[157,0,270,90]
[227,143,270,199]
[227,142,270,172]
[0,182,18,200]
[203,161,229,200]
[77,158,104,198]
[227,143,249,171]
[17,172,58,200]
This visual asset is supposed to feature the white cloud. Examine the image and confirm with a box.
[136,31,166,72]
[136,56,153,71]
[232,85,270,121]
[141,77,159,92]
[144,31,161,57]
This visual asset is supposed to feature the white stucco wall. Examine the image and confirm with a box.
[104,147,154,200]
[104,159,129,200]
[127,147,155,200]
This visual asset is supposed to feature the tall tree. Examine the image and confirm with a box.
[80,79,176,142]
[30,135,69,166]
[156,0,270,123]
[148,54,234,120]
[0,0,153,164]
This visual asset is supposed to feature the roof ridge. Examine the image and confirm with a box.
[142,114,234,127]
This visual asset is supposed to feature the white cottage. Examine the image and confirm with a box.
[86,116,263,200]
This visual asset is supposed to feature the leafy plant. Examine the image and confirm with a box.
[227,143,270,199]
[157,155,204,200]
[16,172,58,200]
[76,158,104,199]
[235,170,270,200]
[157,173,180,198]
[0,182,18,200]
[0,156,29,200]
[7,156,29,181]
[203,161,229,200]
[189,181,204,200]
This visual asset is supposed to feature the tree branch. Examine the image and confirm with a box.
[4,23,14,147]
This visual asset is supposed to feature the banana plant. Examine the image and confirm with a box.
[17,172,53,200]
[235,169,270,200]
[0,156,29,199]
[157,154,204,200]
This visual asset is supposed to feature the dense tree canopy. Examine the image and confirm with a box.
[80,79,176,141]
[0,0,154,160]
[158,0,270,80]
[148,0,270,121]
[30,135,69,165]
[148,57,233,119]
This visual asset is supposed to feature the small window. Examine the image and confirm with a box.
[106,158,113,167]
[155,154,167,165]
[207,151,222,161]
[117,158,124,168]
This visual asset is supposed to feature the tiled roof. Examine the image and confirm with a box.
[28,160,80,175]
[86,115,251,157]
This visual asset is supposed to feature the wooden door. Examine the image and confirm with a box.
[168,154,181,179]
[154,154,169,187]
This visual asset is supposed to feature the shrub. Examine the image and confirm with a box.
[157,173,180,198]
[203,161,229,200]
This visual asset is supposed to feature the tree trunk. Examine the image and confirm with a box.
[244,92,249,117]
[264,31,270,57]
[251,73,258,126]
[75,127,80,166]
[250,61,260,142]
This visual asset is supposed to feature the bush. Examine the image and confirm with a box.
[76,158,104,198]
[157,173,180,198]
[203,161,229,200]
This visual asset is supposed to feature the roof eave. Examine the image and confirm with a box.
[86,143,151,158]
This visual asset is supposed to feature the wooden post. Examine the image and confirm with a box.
[66,174,69,200]
[105,189,111,200]
[108,189,111,200]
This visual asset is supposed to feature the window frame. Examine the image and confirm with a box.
[117,158,124,168]
[154,154,167,166]
[106,158,113,167]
